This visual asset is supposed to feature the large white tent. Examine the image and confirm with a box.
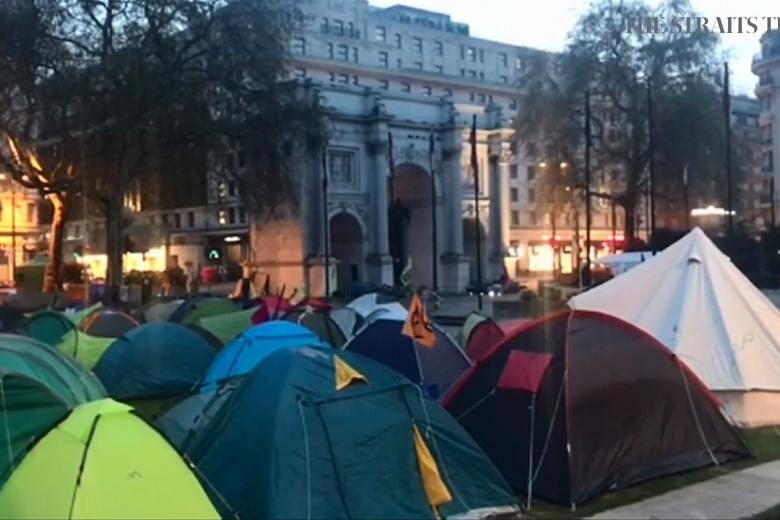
[569,227,780,426]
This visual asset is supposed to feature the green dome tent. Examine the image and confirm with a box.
[66,302,103,327]
[20,310,76,348]
[169,296,239,325]
[0,399,221,519]
[54,330,115,369]
[0,334,105,484]
[183,347,518,519]
[282,308,346,347]
[142,299,183,323]
[196,306,258,346]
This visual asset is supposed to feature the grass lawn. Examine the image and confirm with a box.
[524,427,780,519]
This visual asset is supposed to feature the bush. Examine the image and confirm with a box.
[61,262,86,284]
[520,289,538,301]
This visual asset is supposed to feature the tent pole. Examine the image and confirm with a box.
[527,393,536,511]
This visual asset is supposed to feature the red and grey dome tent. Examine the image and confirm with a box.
[443,309,749,508]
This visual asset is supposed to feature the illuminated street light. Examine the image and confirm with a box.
[538,161,547,168]
[560,161,569,169]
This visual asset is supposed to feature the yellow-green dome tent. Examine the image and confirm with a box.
[0,399,221,519]
[196,306,258,345]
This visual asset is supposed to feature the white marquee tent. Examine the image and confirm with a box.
[569,228,780,426]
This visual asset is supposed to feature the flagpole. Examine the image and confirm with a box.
[683,164,690,231]
[647,77,657,254]
[724,62,734,239]
[321,148,330,298]
[583,91,592,288]
[429,133,438,292]
[471,115,483,310]
[771,177,776,230]
[388,132,398,286]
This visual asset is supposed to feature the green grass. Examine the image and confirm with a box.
[524,427,780,519]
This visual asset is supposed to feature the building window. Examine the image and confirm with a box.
[187,211,195,228]
[460,68,466,77]
[401,82,411,93]
[238,206,246,223]
[321,17,329,33]
[516,56,525,70]
[352,47,358,62]
[499,52,508,67]
[469,92,475,102]
[479,49,484,63]
[412,37,422,53]
[509,99,518,110]
[333,19,343,36]
[228,207,236,224]
[328,72,335,82]
[347,21,355,38]
[460,45,465,59]
[479,72,484,81]
[337,44,348,61]
[394,33,402,48]
[352,75,359,85]
[327,43,334,59]
[379,51,388,67]
[26,203,35,223]
[414,61,423,70]
[422,85,432,96]
[162,214,169,225]
[477,93,486,103]
[527,165,536,181]
[509,164,518,179]
[468,70,476,79]
[379,79,389,90]
[526,142,537,156]
[435,65,443,74]
[375,26,386,42]
[467,46,476,61]
[294,67,307,78]
[338,74,349,84]
[528,188,535,203]
[511,210,519,226]
[434,40,443,55]
[443,88,453,97]
[228,182,237,197]
[174,213,181,229]
[510,187,518,202]
[530,210,537,225]
[396,58,402,68]
[500,75,508,84]
[292,37,306,54]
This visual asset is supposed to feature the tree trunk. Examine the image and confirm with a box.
[42,193,69,293]
[105,192,124,304]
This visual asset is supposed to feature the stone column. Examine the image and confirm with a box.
[439,122,470,293]
[364,95,393,286]
[487,133,506,280]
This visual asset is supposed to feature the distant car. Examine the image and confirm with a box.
[467,281,524,298]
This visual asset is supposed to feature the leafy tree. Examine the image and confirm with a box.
[516,0,728,242]
[0,0,324,299]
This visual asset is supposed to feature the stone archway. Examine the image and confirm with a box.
[330,212,364,297]
[390,163,441,289]
[462,216,489,285]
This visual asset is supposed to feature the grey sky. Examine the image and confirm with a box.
[371,0,774,96]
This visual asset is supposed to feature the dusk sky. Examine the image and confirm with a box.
[371,0,775,96]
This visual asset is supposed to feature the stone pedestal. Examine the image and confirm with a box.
[365,253,393,287]
[440,253,471,294]
[306,256,339,297]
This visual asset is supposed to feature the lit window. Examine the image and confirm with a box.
[413,37,422,53]
[375,26,386,42]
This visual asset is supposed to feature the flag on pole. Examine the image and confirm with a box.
[402,293,436,348]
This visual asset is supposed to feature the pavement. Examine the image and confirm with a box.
[589,460,780,519]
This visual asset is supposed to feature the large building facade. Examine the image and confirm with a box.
[753,30,780,229]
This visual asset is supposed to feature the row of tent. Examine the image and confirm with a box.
[1,227,775,516]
